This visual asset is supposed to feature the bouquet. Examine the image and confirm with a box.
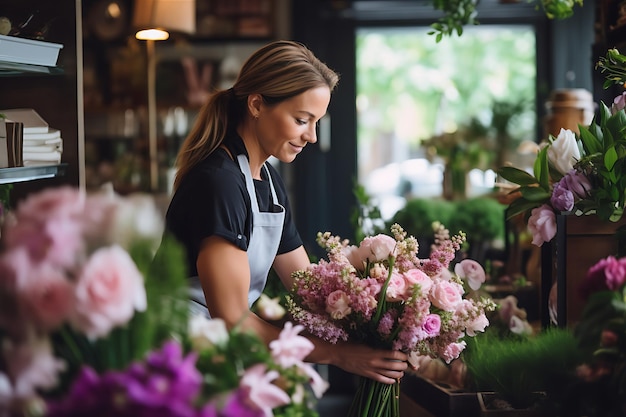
[286,222,496,417]
[498,48,626,246]
[567,255,626,417]
[0,186,327,417]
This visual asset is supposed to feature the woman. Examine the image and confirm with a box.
[165,40,407,384]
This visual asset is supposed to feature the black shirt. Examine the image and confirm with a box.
[165,132,303,277]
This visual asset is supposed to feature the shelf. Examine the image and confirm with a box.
[0,163,67,184]
[0,60,63,76]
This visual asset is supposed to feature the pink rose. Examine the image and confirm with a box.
[13,186,84,224]
[325,290,352,320]
[454,259,486,290]
[442,341,466,363]
[429,280,463,311]
[341,245,363,270]
[357,234,396,264]
[421,314,441,337]
[466,313,489,336]
[527,204,556,246]
[604,256,626,290]
[71,245,146,339]
[385,271,408,301]
[403,269,432,295]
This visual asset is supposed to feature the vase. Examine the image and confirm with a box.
[443,162,467,200]
[540,213,626,327]
[347,376,400,417]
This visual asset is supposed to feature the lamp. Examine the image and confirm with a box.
[132,0,195,191]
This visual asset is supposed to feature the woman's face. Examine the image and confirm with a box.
[255,86,331,163]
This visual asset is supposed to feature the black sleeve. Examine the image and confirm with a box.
[165,162,251,275]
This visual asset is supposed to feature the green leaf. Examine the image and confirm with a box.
[497,166,539,186]
[519,186,551,202]
[605,146,619,171]
[534,146,550,189]
[578,125,603,155]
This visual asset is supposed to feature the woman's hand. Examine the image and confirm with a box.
[332,343,408,384]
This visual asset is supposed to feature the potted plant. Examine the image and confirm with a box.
[463,327,582,416]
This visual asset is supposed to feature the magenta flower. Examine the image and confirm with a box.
[421,314,441,338]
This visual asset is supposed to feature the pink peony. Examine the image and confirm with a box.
[454,259,486,290]
[71,245,146,339]
[357,234,396,263]
[527,204,557,246]
[12,186,84,224]
[429,280,463,311]
[325,290,352,320]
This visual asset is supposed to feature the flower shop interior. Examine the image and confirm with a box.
[2,0,626,416]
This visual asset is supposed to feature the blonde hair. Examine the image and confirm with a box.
[173,40,340,191]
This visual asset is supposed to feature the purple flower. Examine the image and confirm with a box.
[220,389,265,417]
[562,169,592,200]
[578,256,626,300]
[612,91,626,114]
[550,180,575,212]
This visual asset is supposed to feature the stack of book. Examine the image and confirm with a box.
[1,108,63,166]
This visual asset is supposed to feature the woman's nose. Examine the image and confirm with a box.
[304,124,318,143]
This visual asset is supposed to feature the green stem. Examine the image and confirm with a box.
[373,256,395,323]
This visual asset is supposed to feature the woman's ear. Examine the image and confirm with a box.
[247,94,263,119]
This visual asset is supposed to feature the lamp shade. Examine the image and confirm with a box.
[133,0,196,40]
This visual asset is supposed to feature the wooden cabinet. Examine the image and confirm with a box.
[0,0,84,202]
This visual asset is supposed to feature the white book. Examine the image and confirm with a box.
[23,128,60,140]
[1,108,49,134]
[23,150,61,162]
[23,144,61,153]
[23,137,62,147]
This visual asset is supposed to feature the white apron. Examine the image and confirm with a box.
[189,154,285,317]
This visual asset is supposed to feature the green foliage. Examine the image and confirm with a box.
[464,328,582,409]
[447,197,505,243]
[389,198,454,239]
[0,184,12,211]
[429,0,479,42]
[597,48,626,89]
[351,180,386,243]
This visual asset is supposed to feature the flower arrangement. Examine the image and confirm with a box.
[0,186,326,417]
[567,255,626,417]
[286,222,496,417]
[498,50,626,246]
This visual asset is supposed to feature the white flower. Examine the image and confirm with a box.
[547,128,580,175]
[256,294,286,321]
[188,315,229,350]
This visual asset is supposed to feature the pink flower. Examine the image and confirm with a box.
[240,364,290,417]
[325,290,352,320]
[19,263,75,331]
[385,271,408,301]
[527,204,557,246]
[429,280,463,311]
[357,234,396,263]
[269,322,314,367]
[341,245,363,270]
[454,259,486,290]
[442,341,466,363]
[603,256,626,290]
[421,314,441,337]
[466,313,489,336]
[13,186,84,224]
[2,331,65,399]
[71,245,146,339]
[403,269,432,295]
[612,91,626,114]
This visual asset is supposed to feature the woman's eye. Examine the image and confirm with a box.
[296,119,307,125]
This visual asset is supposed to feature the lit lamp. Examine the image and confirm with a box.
[132,0,195,191]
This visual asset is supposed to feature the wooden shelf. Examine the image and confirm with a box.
[0,163,67,184]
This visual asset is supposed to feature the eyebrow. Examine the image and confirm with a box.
[297,110,326,120]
